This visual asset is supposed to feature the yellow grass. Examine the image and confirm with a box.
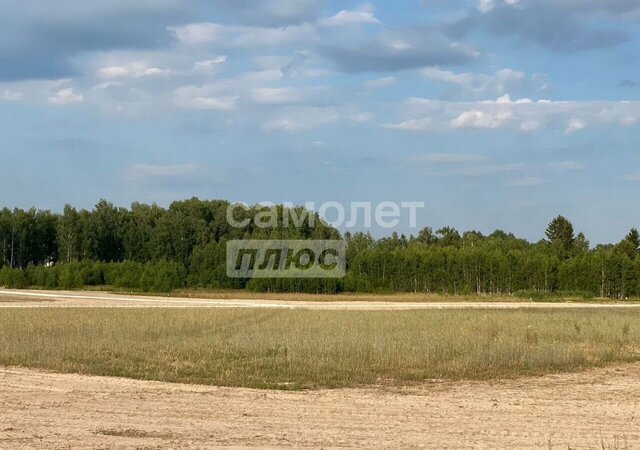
[1,308,639,389]
[88,287,638,303]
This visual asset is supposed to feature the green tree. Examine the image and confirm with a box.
[545,215,575,259]
[619,228,640,259]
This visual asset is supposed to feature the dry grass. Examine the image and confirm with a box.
[1,308,639,389]
[104,288,639,304]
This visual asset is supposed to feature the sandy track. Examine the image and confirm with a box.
[0,365,638,449]
[2,289,640,310]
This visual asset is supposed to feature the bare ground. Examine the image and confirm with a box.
[2,289,640,310]
[0,365,639,449]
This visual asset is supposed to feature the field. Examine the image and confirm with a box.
[90,286,640,303]
[1,308,640,389]
[2,293,640,447]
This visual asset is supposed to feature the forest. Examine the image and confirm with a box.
[0,198,639,298]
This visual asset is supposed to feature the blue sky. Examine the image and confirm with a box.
[0,0,639,243]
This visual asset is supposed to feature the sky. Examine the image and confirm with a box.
[0,0,639,244]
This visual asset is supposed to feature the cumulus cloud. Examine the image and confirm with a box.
[98,63,171,79]
[193,57,228,72]
[0,0,323,80]
[385,95,640,133]
[0,0,184,81]
[451,107,514,129]
[384,117,434,131]
[47,88,84,105]
[319,5,381,27]
[2,0,637,144]
[169,22,316,48]
[251,87,303,105]
[167,10,472,76]
[565,118,586,134]
[423,67,549,98]
[174,85,237,110]
[168,23,222,45]
[321,28,478,72]
[452,0,636,52]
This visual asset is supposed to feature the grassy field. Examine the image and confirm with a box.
[82,286,640,303]
[1,308,639,389]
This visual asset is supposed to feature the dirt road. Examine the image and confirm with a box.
[0,364,638,449]
[2,289,640,310]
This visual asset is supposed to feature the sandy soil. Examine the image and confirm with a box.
[0,365,638,449]
[2,289,640,310]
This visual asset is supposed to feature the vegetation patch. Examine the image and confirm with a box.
[1,308,639,389]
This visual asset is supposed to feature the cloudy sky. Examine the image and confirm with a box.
[1,0,639,243]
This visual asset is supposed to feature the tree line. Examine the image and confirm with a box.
[0,199,639,298]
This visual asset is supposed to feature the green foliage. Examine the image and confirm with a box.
[0,266,26,288]
[545,215,576,259]
[1,200,640,298]
[140,261,186,292]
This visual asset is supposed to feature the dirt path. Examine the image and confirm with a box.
[2,289,640,310]
[1,365,638,449]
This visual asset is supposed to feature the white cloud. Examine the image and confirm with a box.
[0,90,21,101]
[193,57,227,72]
[184,96,237,110]
[519,120,543,132]
[477,0,520,14]
[169,23,222,45]
[47,88,84,105]
[364,76,396,89]
[97,66,130,78]
[98,63,171,79]
[477,0,496,13]
[252,87,301,105]
[384,117,433,131]
[624,174,640,182]
[92,81,124,90]
[319,6,381,27]
[169,22,315,48]
[565,118,586,134]
[385,96,640,133]
[423,67,547,98]
[387,39,412,50]
[451,108,514,129]
[174,85,237,110]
